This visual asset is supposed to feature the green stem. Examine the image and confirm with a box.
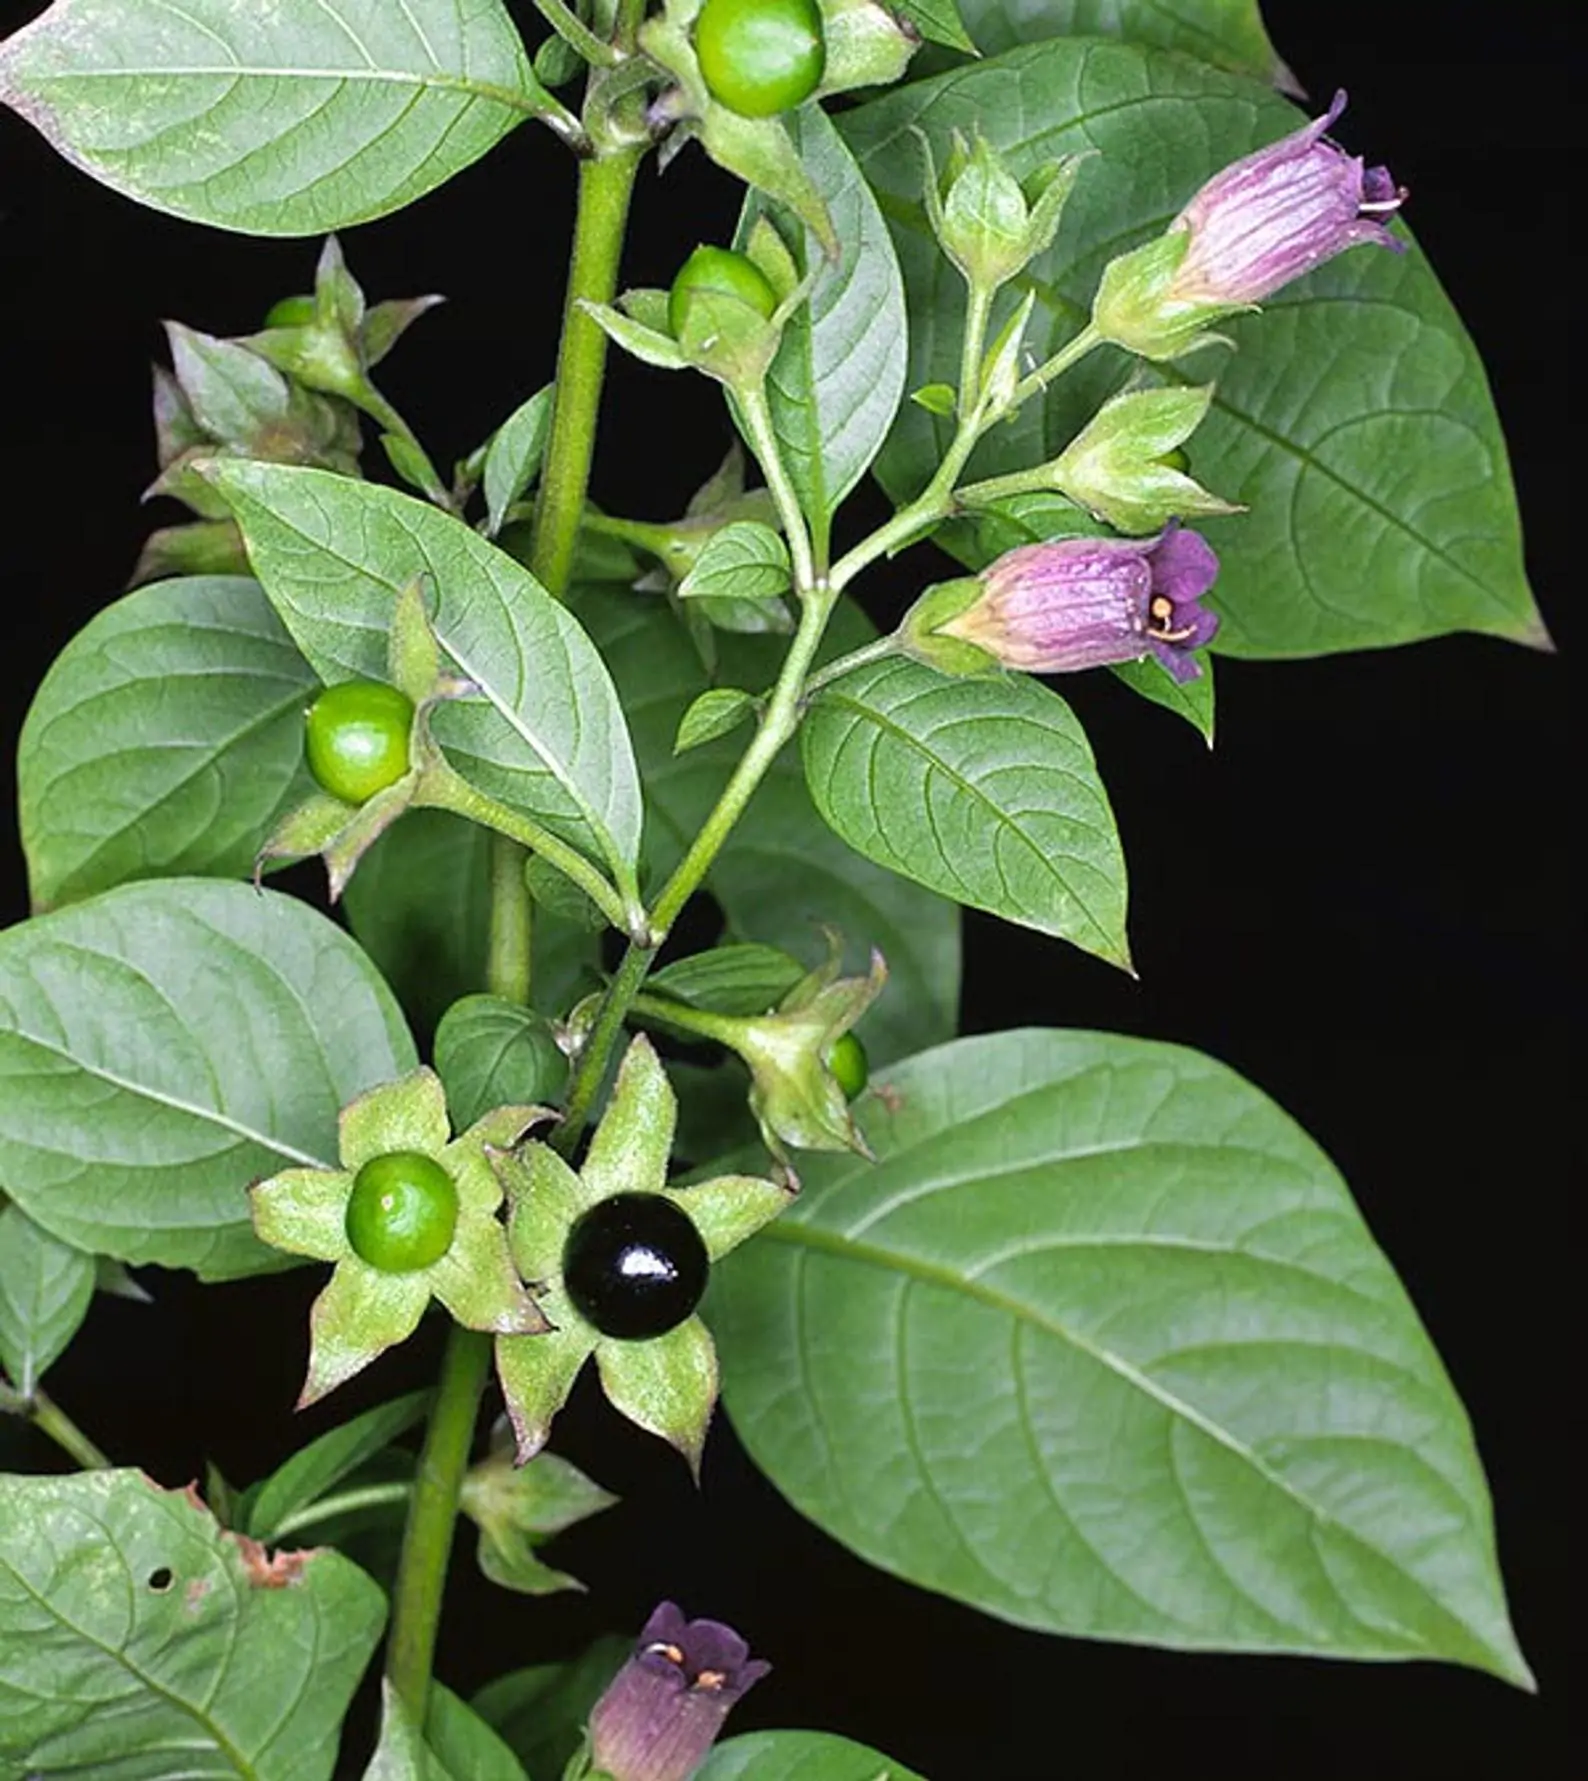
[487,830,533,1004]
[739,382,819,593]
[1012,321,1102,409]
[552,586,837,1153]
[532,0,619,66]
[957,283,993,422]
[17,1389,111,1470]
[384,1324,492,1721]
[800,635,899,700]
[531,147,643,598]
[270,1481,414,1544]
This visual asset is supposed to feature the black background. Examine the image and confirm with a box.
[0,2,1576,1776]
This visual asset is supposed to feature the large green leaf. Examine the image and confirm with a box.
[700,1731,927,1781]
[948,0,1291,85]
[344,812,601,1033]
[843,42,1545,656]
[17,576,317,912]
[0,879,415,1279]
[739,106,908,553]
[713,1029,1529,1682]
[801,656,1129,966]
[0,1469,384,1778]
[0,0,539,235]
[0,1201,95,1397]
[579,588,959,1067]
[207,463,643,884]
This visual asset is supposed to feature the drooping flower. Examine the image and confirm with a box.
[1093,91,1406,360]
[588,1601,770,1781]
[250,1069,550,1407]
[907,524,1220,684]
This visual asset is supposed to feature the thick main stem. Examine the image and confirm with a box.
[531,146,642,597]
[385,140,642,1722]
[384,1324,492,1720]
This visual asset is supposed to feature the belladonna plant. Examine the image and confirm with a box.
[0,3,1555,1776]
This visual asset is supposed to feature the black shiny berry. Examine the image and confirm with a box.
[562,1193,709,1340]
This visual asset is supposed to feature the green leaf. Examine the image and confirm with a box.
[0,1201,95,1396]
[675,687,757,755]
[18,575,318,911]
[0,0,541,235]
[893,0,976,55]
[433,995,568,1130]
[471,1636,630,1779]
[713,1029,1531,1683]
[678,521,792,603]
[946,0,1292,86]
[0,1469,385,1777]
[700,1730,928,1780]
[844,42,1545,655]
[344,812,600,1033]
[580,588,959,1067]
[739,106,908,550]
[650,943,808,1017]
[0,879,416,1279]
[801,656,1129,966]
[426,1684,530,1781]
[483,387,554,538]
[367,1678,447,1781]
[1110,652,1215,745]
[243,1388,431,1541]
[206,462,643,883]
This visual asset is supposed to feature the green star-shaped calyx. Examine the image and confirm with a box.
[250,1067,550,1408]
[494,1036,790,1473]
[461,1418,618,1596]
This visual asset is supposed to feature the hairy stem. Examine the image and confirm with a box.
[269,1481,414,1544]
[1,1387,112,1470]
[739,382,819,592]
[531,147,643,598]
[384,1324,492,1720]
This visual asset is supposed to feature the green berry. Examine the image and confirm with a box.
[668,245,779,339]
[345,1151,459,1273]
[263,294,317,329]
[694,0,826,120]
[304,680,414,805]
[827,1031,869,1100]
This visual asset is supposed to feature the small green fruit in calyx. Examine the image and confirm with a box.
[304,680,414,804]
[562,1192,710,1339]
[826,1030,869,1100]
[344,1151,459,1273]
[694,0,827,120]
[668,244,779,338]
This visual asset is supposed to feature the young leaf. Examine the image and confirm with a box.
[801,656,1130,967]
[580,587,960,1067]
[0,1200,95,1396]
[0,1470,385,1778]
[471,1636,631,1779]
[426,1684,530,1781]
[844,42,1545,656]
[678,521,792,603]
[1111,651,1215,743]
[17,576,318,911]
[205,462,644,884]
[650,943,807,1017]
[713,1029,1532,1684]
[242,1389,432,1542]
[699,1730,927,1780]
[0,0,544,235]
[892,0,976,56]
[737,107,908,552]
[675,687,757,755]
[0,879,415,1279]
[433,995,569,1130]
[483,386,554,537]
[344,812,600,1033]
[945,0,1293,87]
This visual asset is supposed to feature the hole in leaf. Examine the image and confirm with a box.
[147,1566,174,1592]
